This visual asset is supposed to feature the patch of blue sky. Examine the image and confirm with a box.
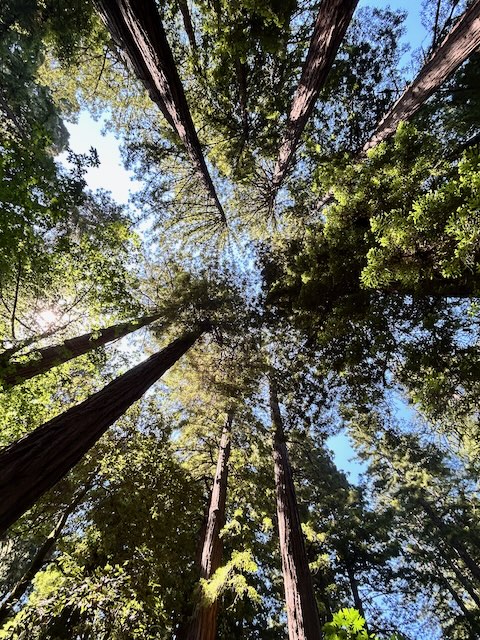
[326,430,367,484]
[60,111,143,206]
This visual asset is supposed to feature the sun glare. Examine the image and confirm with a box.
[36,309,60,330]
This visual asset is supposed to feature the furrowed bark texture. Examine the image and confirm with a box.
[270,380,322,640]
[0,329,202,535]
[364,0,480,151]
[272,0,359,189]
[186,410,233,640]
[0,480,92,624]
[95,0,226,223]
[0,313,162,389]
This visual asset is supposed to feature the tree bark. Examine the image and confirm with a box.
[0,327,204,535]
[0,478,93,624]
[177,0,197,52]
[272,0,359,190]
[364,0,480,152]
[95,0,226,224]
[0,313,162,389]
[184,410,234,640]
[316,1,480,212]
[270,379,323,640]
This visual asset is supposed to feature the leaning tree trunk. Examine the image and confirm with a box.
[363,0,480,152]
[0,477,94,624]
[177,0,197,52]
[419,495,480,585]
[271,0,359,190]
[184,410,234,640]
[0,327,204,534]
[269,379,322,640]
[0,313,162,389]
[316,0,480,212]
[95,0,226,224]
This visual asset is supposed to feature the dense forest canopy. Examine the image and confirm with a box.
[1,0,480,638]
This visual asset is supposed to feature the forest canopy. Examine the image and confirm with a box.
[1,0,480,638]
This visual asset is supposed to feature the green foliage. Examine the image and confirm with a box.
[324,608,371,640]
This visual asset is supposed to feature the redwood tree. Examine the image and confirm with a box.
[0,327,205,534]
[0,312,162,389]
[364,0,480,151]
[272,0,359,190]
[184,410,234,640]
[95,0,226,223]
[270,379,322,640]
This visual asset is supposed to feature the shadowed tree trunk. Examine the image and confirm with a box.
[272,0,359,190]
[440,576,480,639]
[419,495,480,585]
[270,379,323,640]
[0,477,94,624]
[178,0,197,52]
[0,313,162,389]
[448,561,480,608]
[436,542,480,608]
[183,410,234,640]
[0,327,205,535]
[364,0,480,151]
[95,0,226,224]
[345,562,367,622]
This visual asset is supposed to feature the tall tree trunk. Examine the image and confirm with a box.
[440,575,475,620]
[437,546,480,608]
[272,0,359,190]
[316,1,480,212]
[419,495,480,585]
[184,410,234,640]
[0,478,94,624]
[364,0,480,152]
[270,379,323,640]
[177,0,197,52]
[95,0,226,224]
[0,327,204,535]
[0,313,162,389]
[345,562,367,622]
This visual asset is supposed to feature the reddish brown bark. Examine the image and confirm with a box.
[270,380,322,640]
[0,328,203,534]
[364,0,480,152]
[95,0,226,223]
[0,313,162,389]
[272,0,359,189]
[185,410,233,640]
